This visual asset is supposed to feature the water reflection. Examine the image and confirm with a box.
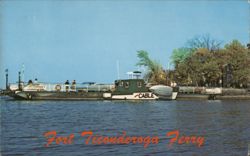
[1,99,250,155]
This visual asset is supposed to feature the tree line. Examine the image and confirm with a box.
[136,35,250,88]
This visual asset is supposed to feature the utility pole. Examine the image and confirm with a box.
[248,0,250,49]
[5,69,8,90]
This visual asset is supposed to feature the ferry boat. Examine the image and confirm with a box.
[7,72,178,100]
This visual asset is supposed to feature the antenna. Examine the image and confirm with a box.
[18,71,21,90]
[116,60,120,79]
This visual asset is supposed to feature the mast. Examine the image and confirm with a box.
[21,63,25,83]
[116,60,120,79]
[18,71,22,91]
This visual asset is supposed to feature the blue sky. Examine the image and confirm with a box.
[0,0,249,88]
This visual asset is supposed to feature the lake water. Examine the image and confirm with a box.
[1,97,250,156]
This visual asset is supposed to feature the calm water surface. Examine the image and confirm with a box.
[1,97,250,156]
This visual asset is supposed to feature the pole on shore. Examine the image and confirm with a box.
[248,0,250,50]
[5,69,8,90]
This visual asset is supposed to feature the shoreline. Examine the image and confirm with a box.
[176,93,250,100]
[215,95,250,100]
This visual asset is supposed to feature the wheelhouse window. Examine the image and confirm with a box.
[125,82,129,88]
[119,81,123,87]
[115,81,119,87]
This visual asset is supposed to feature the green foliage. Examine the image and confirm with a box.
[224,40,245,50]
[136,50,166,84]
[224,40,250,87]
[136,50,154,67]
[135,38,249,88]
[171,48,192,65]
[173,39,250,88]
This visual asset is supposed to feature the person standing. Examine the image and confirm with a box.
[71,80,76,91]
[28,80,33,85]
[65,80,70,92]
[34,78,38,84]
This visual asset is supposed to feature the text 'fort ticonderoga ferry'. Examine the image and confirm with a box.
[8,71,178,100]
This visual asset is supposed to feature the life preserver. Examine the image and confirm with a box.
[55,85,61,91]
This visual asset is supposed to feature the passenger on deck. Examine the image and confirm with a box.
[34,78,38,84]
[65,80,70,92]
[71,80,76,91]
[28,80,33,85]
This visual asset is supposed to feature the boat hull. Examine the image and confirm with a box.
[9,91,176,100]
[9,91,104,100]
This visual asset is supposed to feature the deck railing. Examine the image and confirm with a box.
[8,82,114,92]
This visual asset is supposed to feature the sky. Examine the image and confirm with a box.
[0,0,249,88]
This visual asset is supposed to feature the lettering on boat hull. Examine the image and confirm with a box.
[111,92,159,100]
